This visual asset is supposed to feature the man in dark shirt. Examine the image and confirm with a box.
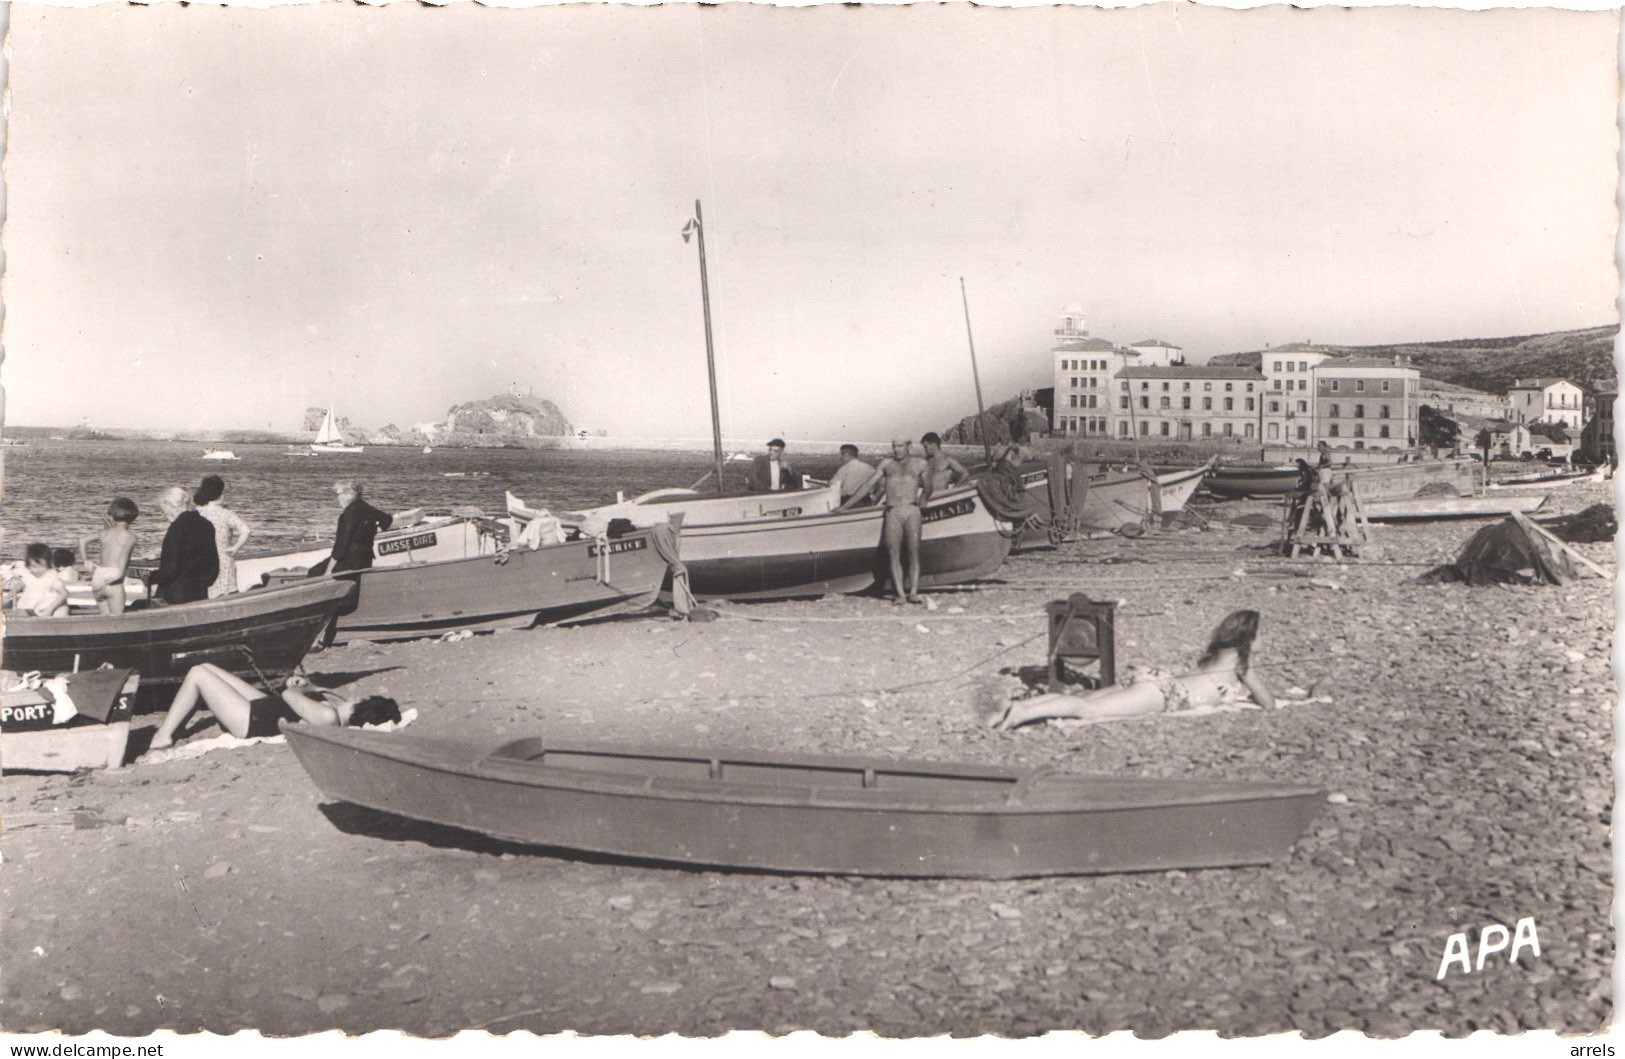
[747,439,802,493]
[328,480,393,573]
[148,486,219,605]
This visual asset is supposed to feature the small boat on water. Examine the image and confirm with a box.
[264,528,669,644]
[283,726,1326,877]
[2,579,354,703]
[309,407,364,455]
[201,449,240,461]
[1364,493,1550,523]
[2,668,139,771]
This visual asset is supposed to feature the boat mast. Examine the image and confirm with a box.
[687,200,727,493]
[958,277,995,467]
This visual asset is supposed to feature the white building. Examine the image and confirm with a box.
[1051,304,1136,438]
[1507,377,1585,432]
[1128,338,1184,367]
[1314,357,1422,450]
[1259,343,1335,447]
[1112,365,1264,442]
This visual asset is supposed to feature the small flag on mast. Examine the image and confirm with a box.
[681,218,699,244]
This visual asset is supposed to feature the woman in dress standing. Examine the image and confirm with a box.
[195,474,252,597]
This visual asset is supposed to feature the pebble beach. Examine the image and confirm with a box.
[1,477,1615,1039]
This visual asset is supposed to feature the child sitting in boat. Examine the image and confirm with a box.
[3,543,71,617]
[51,548,80,584]
[988,609,1276,730]
[78,497,140,614]
[147,664,401,751]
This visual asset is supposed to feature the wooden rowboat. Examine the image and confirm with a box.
[234,512,502,590]
[1022,461,1212,534]
[1,579,353,701]
[674,483,1015,601]
[2,668,138,772]
[266,529,669,644]
[283,725,1327,877]
[1363,493,1550,522]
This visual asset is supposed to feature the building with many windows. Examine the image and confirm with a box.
[1128,338,1184,367]
[1259,343,1334,446]
[1051,304,1136,438]
[1507,378,1586,432]
[1314,358,1421,450]
[1112,365,1264,442]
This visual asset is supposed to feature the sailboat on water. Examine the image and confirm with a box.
[309,407,364,455]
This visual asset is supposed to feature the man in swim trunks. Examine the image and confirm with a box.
[837,436,932,604]
[79,497,139,614]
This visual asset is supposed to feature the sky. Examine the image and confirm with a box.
[2,3,1618,440]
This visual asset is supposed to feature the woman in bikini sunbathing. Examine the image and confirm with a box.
[989,609,1275,730]
[147,663,400,751]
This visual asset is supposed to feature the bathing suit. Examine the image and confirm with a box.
[90,567,123,592]
[244,696,301,739]
[1121,666,1192,711]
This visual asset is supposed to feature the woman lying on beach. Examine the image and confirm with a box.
[988,609,1276,730]
[148,663,400,750]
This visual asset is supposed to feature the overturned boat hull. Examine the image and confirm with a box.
[284,725,1327,878]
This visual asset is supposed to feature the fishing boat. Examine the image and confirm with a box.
[283,726,1326,877]
[1205,458,1482,502]
[1,579,353,702]
[309,407,364,455]
[519,482,843,532]
[263,528,669,644]
[1024,460,1212,534]
[201,449,240,461]
[233,510,503,590]
[2,668,138,772]
[671,483,1014,601]
[1489,467,1604,489]
[1364,493,1550,523]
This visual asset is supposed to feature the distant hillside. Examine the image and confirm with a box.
[1209,325,1618,395]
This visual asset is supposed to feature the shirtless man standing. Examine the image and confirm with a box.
[920,432,969,494]
[838,436,932,604]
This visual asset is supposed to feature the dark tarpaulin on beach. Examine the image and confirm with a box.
[1419,517,1576,586]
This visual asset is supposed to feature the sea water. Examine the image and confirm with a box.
[0,436,846,563]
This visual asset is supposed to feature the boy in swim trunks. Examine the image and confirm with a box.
[837,437,932,604]
[78,497,139,614]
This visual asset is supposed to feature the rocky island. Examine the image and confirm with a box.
[303,393,577,448]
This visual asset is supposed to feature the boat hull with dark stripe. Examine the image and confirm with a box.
[1,580,353,700]
[675,485,1014,601]
[284,725,1326,878]
[270,530,668,644]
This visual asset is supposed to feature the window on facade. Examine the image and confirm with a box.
[1119,422,1130,438]
[1245,424,1255,438]
[1356,380,1365,392]
[1120,396,1129,410]
[1159,397,1170,409]
[1182,382,1191,391]
[1268,423,1280,440]
[1297,400,1308,413]
[1139,421,1149,437]
[1069,395,1078,407]
[1246,383,1254,393]
[1161,382,1170,392]
[1160,422,1170,437]
[1329,404,1340,417]
[1140,381,1149,391]
[1382,380,1390,392]
[1140,396,1150,410]
[1380,425,1390,439]
[1380,405,1389,419]
[1299,379,1308,391]
[1354,425,1365,438]
[1285,362,1294,373]
[1223,423,1234,437]
[1272,361,1282,372]
[1273,380,1282,390]
[1269,400,1280,413]
[1245,397,1255,411]
[1330,381,1339,392]
[1299,361,1307,372]
[1224,398,1234,411]
[1354,404,1364,418]
[1296,426,1307,440]
[1181,397,1191,410]
[1224,383,1233,392]
[1204,382,1213,391]
[1202,397,1212,410]
[1329,424,1340,437]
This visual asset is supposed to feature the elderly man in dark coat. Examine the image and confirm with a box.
[327,480,394,573]
[148,486,219,605]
